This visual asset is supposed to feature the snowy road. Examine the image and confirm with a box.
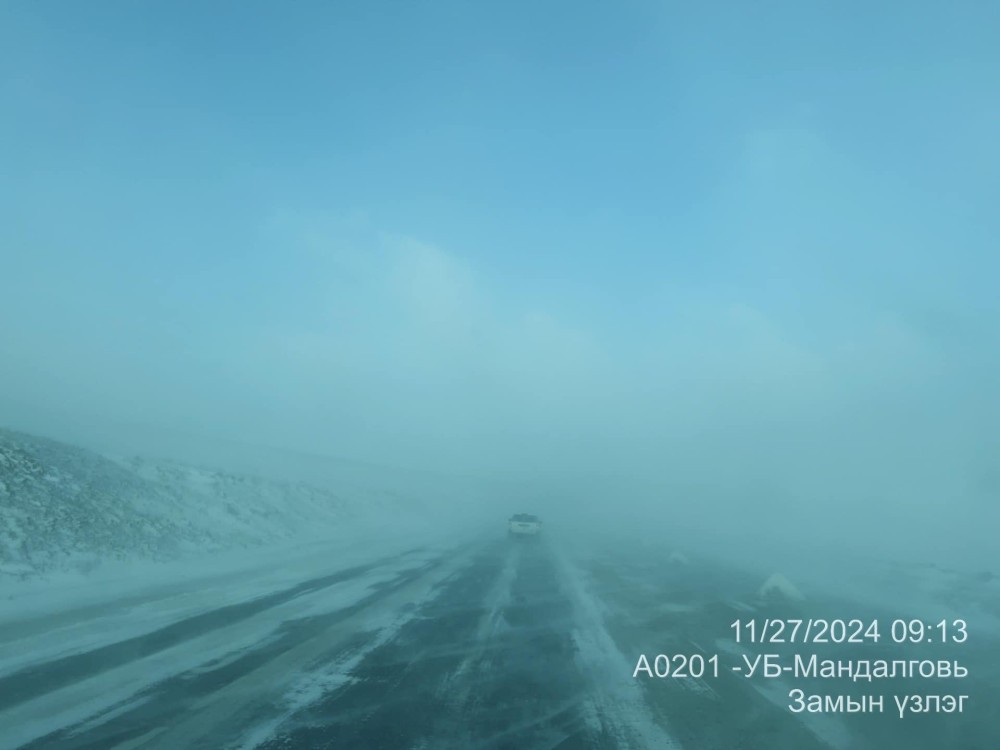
[1,533,996,750]
[0,537,667,750]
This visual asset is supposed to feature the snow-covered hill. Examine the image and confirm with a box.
[0,429,421,580]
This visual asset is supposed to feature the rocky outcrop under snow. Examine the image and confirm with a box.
[757,573,805,602]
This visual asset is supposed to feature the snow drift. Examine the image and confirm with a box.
[0,429,434,581]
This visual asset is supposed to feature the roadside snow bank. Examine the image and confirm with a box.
[0,428,478,584]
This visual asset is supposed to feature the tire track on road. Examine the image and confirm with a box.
[2,547,470,750]
[0,548,426,714]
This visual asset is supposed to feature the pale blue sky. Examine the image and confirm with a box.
[2,2,998,553]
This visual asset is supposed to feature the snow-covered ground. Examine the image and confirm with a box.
[1,526,997,749]
[0,428,479,583]
[0,519,469,667]
[0,535,472,750]
[0,428,514,748]
[3,429,997,749]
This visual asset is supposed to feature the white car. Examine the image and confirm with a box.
[508,513,542,537]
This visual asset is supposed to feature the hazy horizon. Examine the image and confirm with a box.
[3,2,998,567]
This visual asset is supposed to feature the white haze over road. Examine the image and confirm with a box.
[3,218,995,568]
[1,2,997,569]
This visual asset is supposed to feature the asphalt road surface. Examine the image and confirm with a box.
[0,533,995,750]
